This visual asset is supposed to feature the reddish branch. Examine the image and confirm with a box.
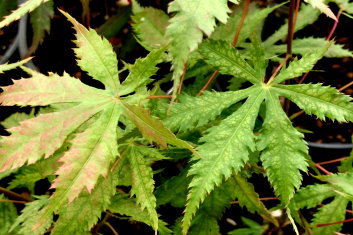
[316,157,347,165]
[286,0,297,59]
[0,186,32,202]
[299,9,343,84]
[267,55,289,84]
[197,0,251,96]
[314,163,332,175]
[315,217,353,227]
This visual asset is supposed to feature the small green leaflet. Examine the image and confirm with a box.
[29,0,54,54]
[257,90,308,204]
[311,197,348,234]
[304,0,337,21]
[127,144,159,230]
[166,0,237,94]
[132,6,169,50]
[0,58,32,73]
[0,0,49,28]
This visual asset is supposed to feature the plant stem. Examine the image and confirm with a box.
[339,80,353,92]
[316,157,347,165]
[197,0,251,96]
[197,70,219,96]
[0,186,32,202]
[177,63,188,94]
[267,55,289,84]
[0,198,27,204]
[326,10,343,40]
[299,9,342,84]
[286,0,296,60]
[230,0,251,48]
[314,163,332,175]
[147,95,173,99]
[105,222,119,235]
[230,197,279,204]
[315,217,353,227]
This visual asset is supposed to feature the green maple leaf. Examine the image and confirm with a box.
[167,39,353,233]
[28,0,53,54]
[0,0,49,28]
[166,0,238,93]
[0,10,197,233]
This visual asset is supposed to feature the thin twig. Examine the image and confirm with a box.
[177,63,187,94]
[105,222,119,235]
[197,70,219,96]
[286,0,296,60]
[316,157,347,165]
[231,0,251,48]
[0,186,32,202]
[0,198,28,204]
[230,197,279,204]
[299,9,342,84]
[339,80,353,92]
[292,0,301,31]
[92,213,111,234]
[146,95,173,99]
[326,10,343,40]
[197,0,251,95]
[315,217,353,227]
[267,55,289,84]
[314,163,332,175]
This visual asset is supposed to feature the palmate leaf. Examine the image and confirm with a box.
[165,87,257,132]
[127,144,158,230]
[0,0,49,28]
[274,83,353,122]
[199,40,261,84]
[183,90,265,234]
[258,90,308,204]
[0,10,197,234]
[166,0,237,92]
